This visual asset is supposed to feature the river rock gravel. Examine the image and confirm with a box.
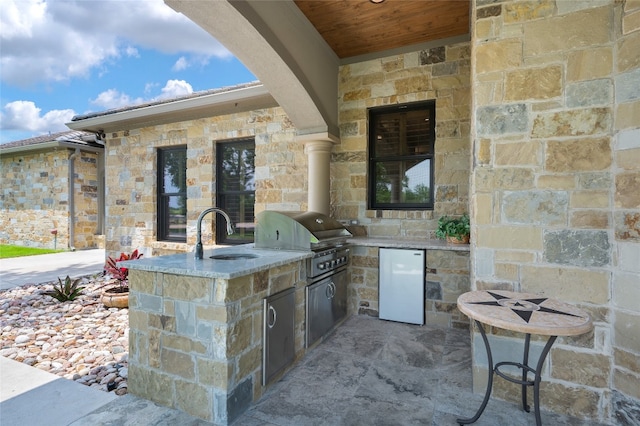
[0,275,129,396]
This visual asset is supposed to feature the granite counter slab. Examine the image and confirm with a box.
[348,236,470,252]
[120,244,312,279]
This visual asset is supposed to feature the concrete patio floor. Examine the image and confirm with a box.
[68,315,608,426]
[0,251,610,425]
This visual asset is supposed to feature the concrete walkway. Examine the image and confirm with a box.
[0,357,117,426]
[0,249,105,290]
[0,355,212,426]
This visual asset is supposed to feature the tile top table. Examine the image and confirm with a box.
[457,290,592,336]
[456,290,593,426]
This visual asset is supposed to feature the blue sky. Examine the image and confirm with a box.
[0,0,256,144]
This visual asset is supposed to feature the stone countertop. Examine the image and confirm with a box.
[120,244,312,279]
[348,236,471,252]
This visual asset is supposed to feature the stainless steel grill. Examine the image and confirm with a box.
[254,210,352,252]
[255,210,351,279]
[255,210,351,347]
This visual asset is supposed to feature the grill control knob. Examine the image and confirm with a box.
[318,263,326,270]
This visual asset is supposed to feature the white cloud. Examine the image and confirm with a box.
[89,79,193,109]
[90,89,144,110]
[1,77,194,136]
[0,0,231,88]
[144,82,159,95]
[158,80,194,99]
[125,46,140,58]
[172,55,212,72]
[0,0,46,39]
[173,57,189,72]
[1,100,75,133]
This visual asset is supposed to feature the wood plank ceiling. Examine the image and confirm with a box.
[294,0,470,60]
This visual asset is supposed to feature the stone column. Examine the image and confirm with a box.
[298,133,339,215]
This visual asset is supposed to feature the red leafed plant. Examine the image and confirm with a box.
[104,249,143,292]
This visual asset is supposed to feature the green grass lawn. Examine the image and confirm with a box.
[0,245,64,259]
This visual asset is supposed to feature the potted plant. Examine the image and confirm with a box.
[101,249,143,308]
[435,214,470,244]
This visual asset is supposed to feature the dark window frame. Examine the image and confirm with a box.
[215,137,256,245]
[157,146,188,242]
[367,100,436,210]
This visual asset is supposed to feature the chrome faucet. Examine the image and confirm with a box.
[195,207,234,260]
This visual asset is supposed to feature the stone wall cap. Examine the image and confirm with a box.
[349,236,470,252]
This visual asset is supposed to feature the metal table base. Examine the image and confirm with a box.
[457,320,557,426]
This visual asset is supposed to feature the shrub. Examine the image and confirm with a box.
[104,249,143,291]
[44,275,85,302]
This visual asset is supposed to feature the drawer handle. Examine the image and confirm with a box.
[267,305,277,328]
[326,282,336,299]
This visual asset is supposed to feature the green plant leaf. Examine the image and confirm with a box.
[435,213,470,240]
[43,275,85,302]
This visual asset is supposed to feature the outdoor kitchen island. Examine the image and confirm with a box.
[122,245,312,425]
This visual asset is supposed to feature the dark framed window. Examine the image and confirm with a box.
[368,101,435,210]
[157,146,187,242]
[216,138,256,245]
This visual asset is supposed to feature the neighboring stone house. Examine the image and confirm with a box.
[0,130,105,250]
[67,1,639,424]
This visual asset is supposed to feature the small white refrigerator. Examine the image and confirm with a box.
[379,248,425,325]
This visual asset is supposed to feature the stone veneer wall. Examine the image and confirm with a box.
[0,149,100,250]
[127,260,307,424]
[334,42,472,321]
[103,107,301,258]
[471,0,640,422]
[72,150,101,249]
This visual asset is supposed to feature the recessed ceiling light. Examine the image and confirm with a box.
[370,0,385,3]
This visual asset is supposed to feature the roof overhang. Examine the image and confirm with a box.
[0,140,104,156]
[66,84,277,134]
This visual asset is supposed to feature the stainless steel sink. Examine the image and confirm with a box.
[209,254,259,260]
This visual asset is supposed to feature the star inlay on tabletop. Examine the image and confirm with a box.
[457,290,593,336]
[470,291,581,323]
